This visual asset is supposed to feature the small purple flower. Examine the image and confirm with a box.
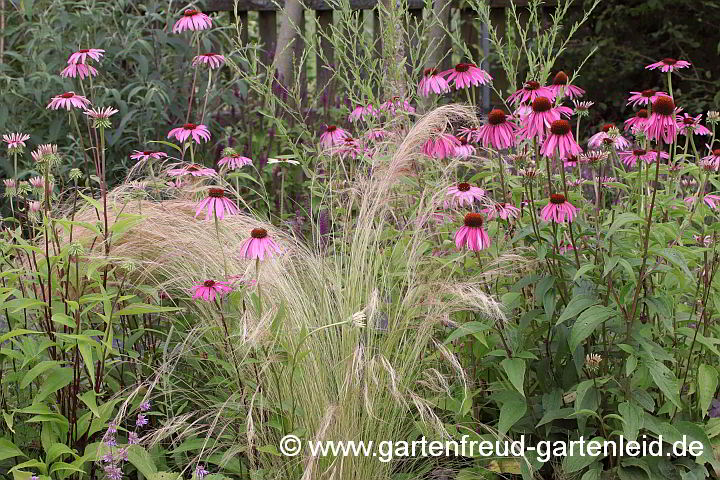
[136,414,149,427]
[104,465,123,480]
[195,464,210,479]
[107,421,118,434]
[105,435,118,447]
[128,431,140,445]
[30,476,39,480]
[116,447,129,462]
[102,452,114,463]
[139,401,151,412]
[709,399,720,418]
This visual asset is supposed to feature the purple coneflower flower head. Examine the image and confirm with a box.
[418,68,451,97]
[508,80,555,105]
[477,109,517,150]
[455,213,491,251]
[61,63,98,79]
[319,125,350,148]
[422,132,460,159]
[618,149,669,168]
[519,96,568,140]
[29,201,42,213]
[627,89,669,107]
[47,92,91,110]
[218,153,252,170]
[457,126,481,143]
[168,123,211,144]
[645,58,691,73]
[29,176,45,189]
[365,128,389,141]
[685,194,720,209]
[195,464,210,479]
[644,96,678,144]
[136,414,149,427]
[454,138,476,158]
[333,137,365,159]
[191,279,233,302]
[130,150,168,162]
[695,235,713,247]
[445,182,485,208]
[348,104,376,122]
[677,113,711,136]
[192,53,226,69]
[195,188,239,220]
[173,9,212,33]
[167,163,216,177]
[239,228,282,260]
[564,155,579,168]
[624,109,650,133]
[482,202,520,220]
[68,48,105,64]
[572,100,594,117]
[548,71,585,99]
[441,63,492,89]
[588,124,630,150]
[541,120,582,159]
[31,144,58,163]
[379,96,415,115]
[3,132,30,152]
[540,194,577,223]
[701,146,720,171]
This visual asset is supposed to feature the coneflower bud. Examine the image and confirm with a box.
[585,353,602,372]
[707,111,720,124]
[552,71,569,86]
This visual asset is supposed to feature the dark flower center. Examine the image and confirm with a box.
[203,280,215,287]
[713,149,720,156]
[550,193,566,205]
[653,96,675,116]
[550,120,571,135]
[457,182,471,192]
[326,125,337,132]
[633,149,647,156]
[683,117,694,125]
[637,109,649,118]
[424,67,438,76]
[208,188,225,198]
[187,164,201,171]
[641,89,656,98]
[61,92,75,98]
[79,49,90,53]
[552,71,569,85]
[602,123,615,132]
[463,212,484,228]
[183,123,197,130]
[455,63,474,73]
[567,155,578,163]
[525,81,540,90]
[205,53,217,57]
[532,96,552,113]
[143,151,153,155]
[488,109,507,125]
[251,228,268,239]
[662,58,677,65]
[184,9,199,16]
[603,138,613,144]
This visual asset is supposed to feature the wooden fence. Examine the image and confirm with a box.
[202,0,538,110]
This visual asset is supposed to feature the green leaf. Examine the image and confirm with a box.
[127,445,157,477]
[562,436,606,473]
[607,212,644,238]
[21,361,61,390]
[697,364,718,415]
[497,391,527,436]
[3,411,14,433]
[77,391,101,418]
[618,402,643,441]
[114,303,181,316]
[501,358,526,397]
[3,298,47,313]
[33,367,73,405]
[0,438,26,462]
[556,295,598,326]
[49,462,85,475]
[46,443,77,463]
[568,306,617,351]
[444,322,491,344]
[257,445,282,456]
[646,360,682,410]
[77,342,95,388]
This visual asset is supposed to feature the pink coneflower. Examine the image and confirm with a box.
[624,109,650,132]
[540,193,577,223]
[418,68,451,97]
[572,100,594,116]
[564,155,579,168]
[67,48,105,64]
[28,176,44,188]
[47,92,91,110]
[130,150,168,161]
[167,164,216,177]
[333,137,365,159]
[190,279,233,302]
[519,96,570,140]
[195,188,239,220]
[423,132,460,159]
[366,128,389,141]
[379,97,415,115]
[454,213,491,251]
[239,228,282,260]
[677,113,711,136]
[701,146,720,171]
[319,125,350,148]
[3,132,30,150]
[599,176,618,187]
[477,109,517,149]
[457,126,481,143]
[441,63,492,90]
[579,150,609,166]
[84,106,119,120]
[645,58,691,73]
[60,63,98,79]
[192,53,226,69]
[685,194,720,209]
[588,123,630,150]
[454,138,476,158]
[541,120,582,159]
[167,123,211,144]
[348,104,376,122]
[618,149,669,168]
[173,9,212,33]
[626,89,669,107]
[482,202,520,220]
[31,144,58,162]
[445,182,485,208]
[549,71,585,99]
[218,153,252,169]
[3,179,16,190]
[644,96,678,144]
[508,80,555,105]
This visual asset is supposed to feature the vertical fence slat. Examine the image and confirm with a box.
[294,9,307,103]
[429,0,452,71]
[235,10,249,45]
[258,10,278,65]
[488,5,507,106]
[406,8,422,76]
[316,10,334,107]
